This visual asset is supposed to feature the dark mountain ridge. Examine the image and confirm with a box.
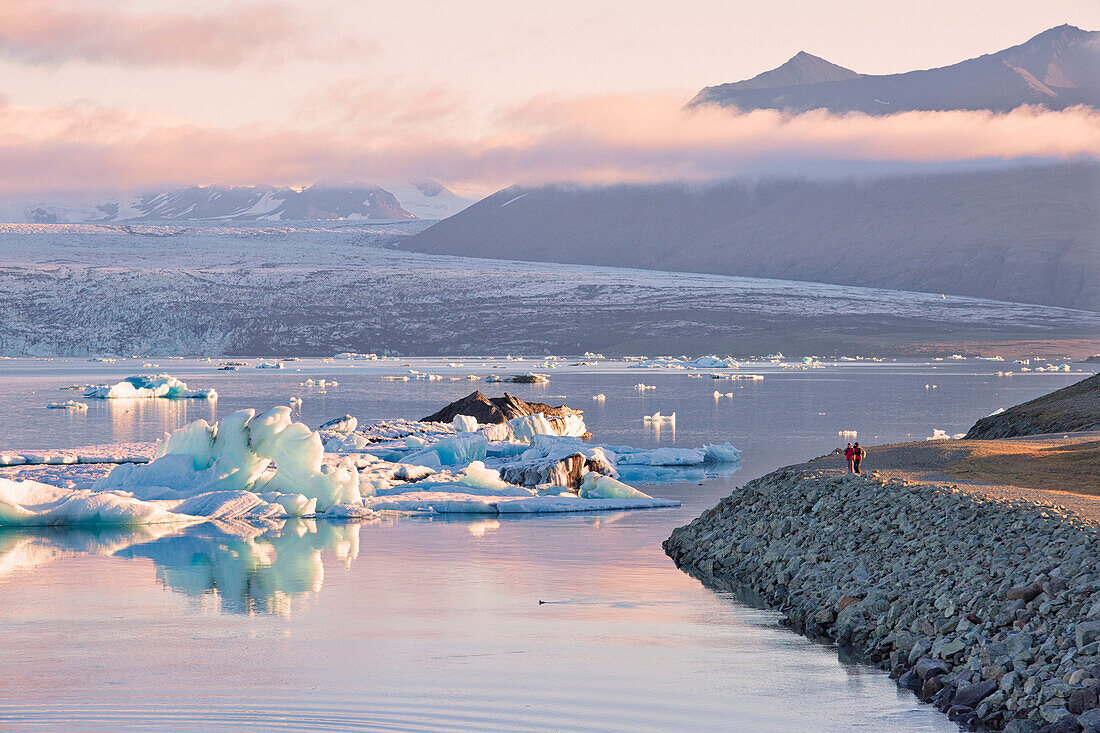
[404,163,1100,312]
[690,24,1100,114]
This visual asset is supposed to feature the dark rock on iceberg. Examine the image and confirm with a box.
[421,391,583,425]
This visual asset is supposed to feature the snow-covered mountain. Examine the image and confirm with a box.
[690,24,1100,113]
[0,181,473,223]
[379,181,473,220]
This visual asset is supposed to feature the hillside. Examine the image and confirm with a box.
[965,373,1100,438]
[405,164,1100,312]
[690,25,1100,114]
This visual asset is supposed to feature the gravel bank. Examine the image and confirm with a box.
[665,468,1100,732]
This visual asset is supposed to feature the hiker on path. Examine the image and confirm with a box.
[853,442,866,474]
[844,443,855,473]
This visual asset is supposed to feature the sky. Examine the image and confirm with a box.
[0,0,1098,198]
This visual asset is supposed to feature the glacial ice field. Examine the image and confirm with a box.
[1,221,1097,356]
[1,356,1072,731]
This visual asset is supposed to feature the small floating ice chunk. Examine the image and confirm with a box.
[643,411,676,424]
[47,400,88,410]
[633,383,655,391]
[578,472,650,499]
[703,443,741,463]
[592,394,606,401]
[453,415,479,433]
[319,415,358,434]
[457,461,514,492]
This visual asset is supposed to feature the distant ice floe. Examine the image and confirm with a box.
[47,400,88,410]
[485,372,549,384]
[84,374,216,400]
[643,411,676,425]
[926,429,967,441]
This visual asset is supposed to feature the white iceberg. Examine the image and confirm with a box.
[578,472,651,499]
[96,407,364,512]
[319,415,358,433]
[84,374,216,400]
[0,478,200,527]
[453,415,479,432]
[47,400,88,410]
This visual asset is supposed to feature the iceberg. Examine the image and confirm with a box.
[47,400,88,410]
[319,415,358,433]
[687,355,739,369]
[404,433,489,468]
[0,478,200,527]
[84,374,216,400]
[96,407,363,512]
[643,411,676,424]
[578,472,650,499]
[453,415,479,432]
[703,443,741,463]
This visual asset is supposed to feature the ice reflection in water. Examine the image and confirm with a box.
[0,519,365,617]
[117,520,362,616]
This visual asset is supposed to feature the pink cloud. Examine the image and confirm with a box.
[0,0,298,67]
[0,95,1097,195]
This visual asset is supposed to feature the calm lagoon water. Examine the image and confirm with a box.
[0,357,1089,731]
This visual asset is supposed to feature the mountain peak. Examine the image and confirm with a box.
[711,51,860,93]
[690,24,1099,113]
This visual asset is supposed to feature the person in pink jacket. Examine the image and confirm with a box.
[844,443,855,473]
[852,443,866,474]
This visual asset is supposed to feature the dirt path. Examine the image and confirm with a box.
[796,431,1100,522]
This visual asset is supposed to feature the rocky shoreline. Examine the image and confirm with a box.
[664,468,1100,732]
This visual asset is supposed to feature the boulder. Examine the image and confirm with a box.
[952,679,999,709]
[1008,582,1044,602]
[1080,708,1100,733]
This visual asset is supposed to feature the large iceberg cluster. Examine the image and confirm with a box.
[0,406,741,526]
[1,407,368,526]
[84,374,216,400]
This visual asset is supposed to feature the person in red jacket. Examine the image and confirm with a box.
[853,443,865,474]
[844,443,855,473]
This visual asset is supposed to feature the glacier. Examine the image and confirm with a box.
[2,221,1097,357]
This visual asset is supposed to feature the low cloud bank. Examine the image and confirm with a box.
[0,94,1097,195]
